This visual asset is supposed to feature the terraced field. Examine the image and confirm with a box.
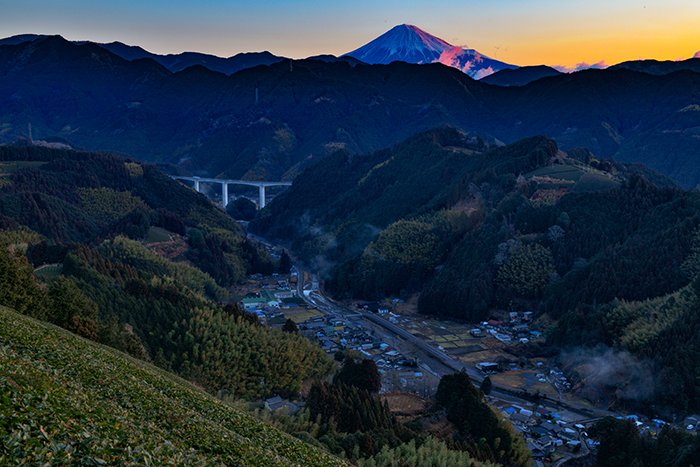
[527,163,619,192]
[0,306,346,466]
[33,263,63,282]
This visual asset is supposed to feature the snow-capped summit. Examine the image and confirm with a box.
[345,24,517,79]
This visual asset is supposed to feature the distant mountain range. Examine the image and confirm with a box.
[3,27,697,81]
[0,34,700,186]
[0,33,286,75]
[611,57,700,76]
[345,24,516,79]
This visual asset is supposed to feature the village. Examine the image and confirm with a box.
[239,268,440,395]
[236,264,699,466]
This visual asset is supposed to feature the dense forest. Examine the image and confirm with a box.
[253,128,700,412]
[0,144,331,400]
[254,354,529,466]
[587,417,700,467]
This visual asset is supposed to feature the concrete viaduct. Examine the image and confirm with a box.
[172,176,291,209]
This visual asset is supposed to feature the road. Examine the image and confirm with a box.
[247,232,611,416]
[300,276,613,423]
[250,233,609,464]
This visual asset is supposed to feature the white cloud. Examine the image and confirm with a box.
[554,60,607,73]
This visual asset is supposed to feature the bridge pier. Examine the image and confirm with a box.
[258,185,266,209]
[222,182,229,208]
[194,179,200,192]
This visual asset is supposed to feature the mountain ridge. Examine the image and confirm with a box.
[611,57,700,75]
[1,35,700,186]
[0,33,286,75]
[480,65,562,86]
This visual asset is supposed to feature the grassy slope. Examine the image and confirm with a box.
[0,306,345,466]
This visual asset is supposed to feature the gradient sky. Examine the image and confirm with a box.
[1,0,698,67]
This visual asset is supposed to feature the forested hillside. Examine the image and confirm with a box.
[253,128,700,412]
[0,144,332,400]
[0,142,538,466]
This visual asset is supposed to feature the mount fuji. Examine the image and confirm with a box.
[345,24,517,79]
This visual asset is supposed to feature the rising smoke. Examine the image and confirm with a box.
[560,345,656,405]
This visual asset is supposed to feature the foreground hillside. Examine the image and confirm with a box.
[0,305,345,465]
[253,128,700,413]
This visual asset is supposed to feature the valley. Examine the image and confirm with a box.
[245,128,700,463]
[2,15,700,465]
[2,127,699,465]
[238,235,699,465]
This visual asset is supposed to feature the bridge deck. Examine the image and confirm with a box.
[172,176,291,187]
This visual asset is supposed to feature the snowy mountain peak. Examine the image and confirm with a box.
[345,24,517,79]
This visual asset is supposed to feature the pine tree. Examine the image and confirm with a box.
[282,318,298,334]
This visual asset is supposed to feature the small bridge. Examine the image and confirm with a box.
[172,176,292,209]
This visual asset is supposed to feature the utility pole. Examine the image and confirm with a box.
[27,123,33,144]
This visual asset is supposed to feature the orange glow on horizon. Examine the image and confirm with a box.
[482,27,700,68]
[0,0,697,68]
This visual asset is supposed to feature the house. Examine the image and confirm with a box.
[567,440,582,450]
[273,289,295,299]
[531,426,550,437]
[541,421,560,434]
[494,333,512,343]
[260,290,282,307]
[538,436,555,448]
[264,396,301,415]
[242,297,266,310]
[528,441,546,460]
[476,362,500,373]
[510,412,530,424]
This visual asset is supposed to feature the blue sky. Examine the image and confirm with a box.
[1,0,698,66]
